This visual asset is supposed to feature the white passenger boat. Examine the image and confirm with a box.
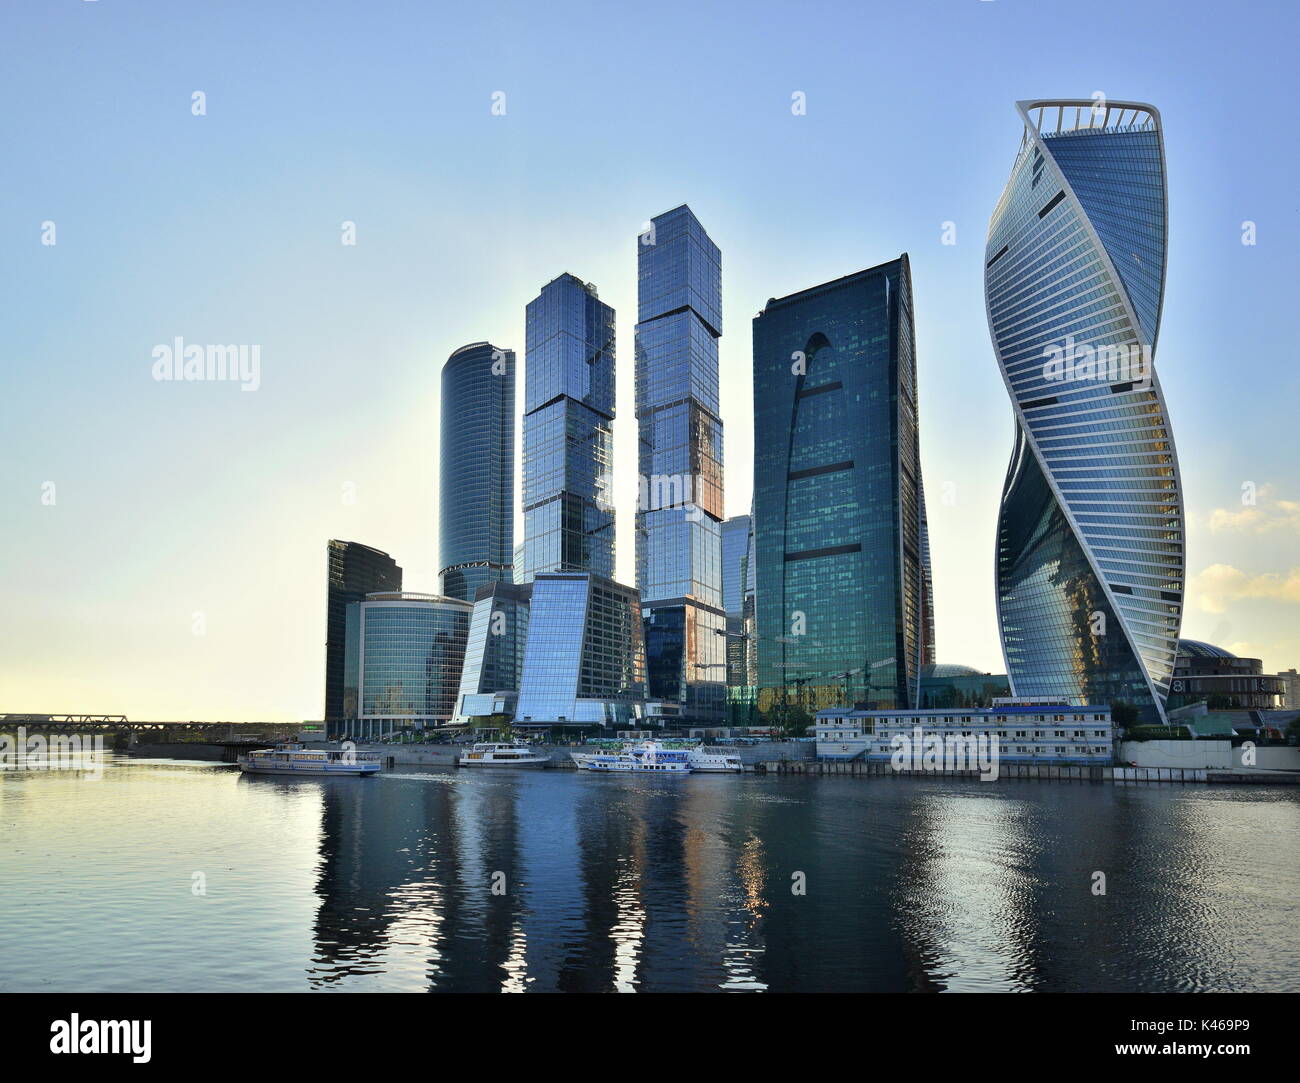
[239,743,381,777]
[686,746,744,773]
[458,742,550,768]
[572,740,691,773]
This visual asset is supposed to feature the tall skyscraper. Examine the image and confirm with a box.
[634,205,725,724]
[751,257,933,724]
[324,540,402,720]
[518,274,615,583]
[721,514,751,689]
[985,99,1183,724]
[439,342,515,601]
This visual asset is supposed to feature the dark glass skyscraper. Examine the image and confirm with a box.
[752,257,933,725]
[986,100,1183,724]
[324,539,402,720]
[518,274,615,582]
[634,205,725,723]
[439,342,515,601]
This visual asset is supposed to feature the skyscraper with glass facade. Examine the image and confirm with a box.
[513,572,645,729]
[439,342,515,602]
[752,257,934,726]
[517,274,615,583]
[452,580,531,723]
[337,591,473,739]
[324,539,402,720]
[634,205,725,723]
[721,514,751,688]
[986,100,1183,724]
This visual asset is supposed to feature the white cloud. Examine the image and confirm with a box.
[1188,563,1300,613]
[1207,486,1300,534]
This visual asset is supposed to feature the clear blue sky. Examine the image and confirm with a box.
[3,0,1297,721]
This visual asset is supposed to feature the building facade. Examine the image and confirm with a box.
[513,572,646,729]
[751,257,934,727]
[324,540,402,721]
[452,581,532,724]
[1166,639,1285,711]
[517,274,615,583]
[337,591,472,738]
[986,99,1184,725]
[634,205,726,723]
[814,700,1114,766]
[439,342,515,601]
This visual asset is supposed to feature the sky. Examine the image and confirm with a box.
[2,0,1297,723]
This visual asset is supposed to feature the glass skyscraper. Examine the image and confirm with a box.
[452,580,531,723]
[634,205,725,724]
[513,572,645,729]
[439,341,515,602]
[324,539,402,720]
[517,274,615,583]
[985,100,1183,724]
[721,514,751,688]
[338,591,473,738]
[751,257,934,726]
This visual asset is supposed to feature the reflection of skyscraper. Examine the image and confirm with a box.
[518,274,615,583]
[752,257,932,721]
[324,540,402,720]
[439,342,515,601]
[986,100,1183,723]
[634,205,725,724]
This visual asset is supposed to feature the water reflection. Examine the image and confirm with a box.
[299,771,1298,992]
[1,759,1295,992]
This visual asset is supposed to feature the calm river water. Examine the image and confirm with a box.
[1,756,1296,992]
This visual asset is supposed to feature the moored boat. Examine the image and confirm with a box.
[686,746,744,773]
[573,740,690,773]
[239,743,381,777]
[458,742,550,768]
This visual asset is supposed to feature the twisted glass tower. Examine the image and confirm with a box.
[985,100,1184,723]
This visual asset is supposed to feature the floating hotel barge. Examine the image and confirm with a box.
[814,698,1114,765]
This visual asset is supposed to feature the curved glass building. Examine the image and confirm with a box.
[985,100,1184,723]
[339,592,473,738]
[439,342,515,602]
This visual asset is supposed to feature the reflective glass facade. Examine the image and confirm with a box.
[518,274,615,582]
[721,515,751,689]
[634,205,725,722]
[514,573,645,727]
[453,581,531,721]
[439,342,515,601]
[342,593,472,726]
[752,258,934,726]
[324,539,402,720]
[986,100,1183,724]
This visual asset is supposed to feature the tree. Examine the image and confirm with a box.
[1110,700,1140,730]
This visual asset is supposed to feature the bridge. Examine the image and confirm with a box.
[0,715,303,745]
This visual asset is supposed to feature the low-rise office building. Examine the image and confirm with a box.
[814,698,1114,765]
[335,592,473,739]
[514,572,645,730]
